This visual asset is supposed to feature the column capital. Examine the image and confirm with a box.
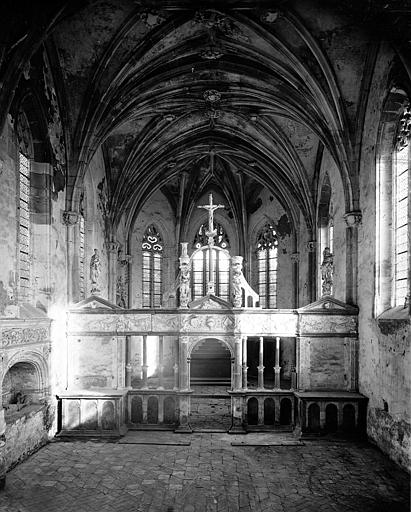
[306,241,317,252]
[344,211,362,227]
[62,210,79,226]
[105,240,120,253]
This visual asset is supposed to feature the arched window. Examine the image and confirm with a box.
[393,105,410,306]
[192,222,230,301]
[256,223,278,308]
[18,152,31,301]
[142,226,163,308]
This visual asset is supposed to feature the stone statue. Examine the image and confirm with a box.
[320,247,334,296]
[179,258,191,308]
[90,249,101,294]
[231,256,244,308]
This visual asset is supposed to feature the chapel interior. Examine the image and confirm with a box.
[0,0,409,488]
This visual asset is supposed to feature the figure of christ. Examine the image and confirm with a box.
[197,193,225,238]
[197,193,225,294]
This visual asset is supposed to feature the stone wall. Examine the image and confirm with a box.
[357,44,410,471]
[4,405,51,471]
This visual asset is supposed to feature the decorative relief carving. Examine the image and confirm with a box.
[152,315,179,331]
[181,314,234,332]
[69,314,151,333]
[139,10,166,28]
[260,11,280,23]
[299,315,358,335]
[2,328,48,347]
[306,241,317,252]
[194,10,249,41]
[344,211,362,227]
[62,211,79,226]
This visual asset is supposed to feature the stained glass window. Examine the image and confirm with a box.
[256,223,278,308]
[394,106,410,306]
[19,153,30,301]
[142,226,163,308]
[192,222,230,301]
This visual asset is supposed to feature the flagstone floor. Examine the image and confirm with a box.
[0,433,409,512]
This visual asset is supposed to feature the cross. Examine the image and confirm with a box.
[198,193,225,239]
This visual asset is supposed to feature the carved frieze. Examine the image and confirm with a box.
[1,327,48,347]
[152,315,179,332]
[69,314,151,333]
[181,314,235,333]
[299,315,357,336]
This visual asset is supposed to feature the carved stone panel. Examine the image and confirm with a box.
[152,315,180,332]
[1,327,48,347]
[68,314,151,333]
[181,313,235,333]
[299,315,357,336]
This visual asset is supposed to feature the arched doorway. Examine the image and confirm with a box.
[190,338,231,385]
[189,338,232,431]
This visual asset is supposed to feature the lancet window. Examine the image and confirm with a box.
[19,152,31,301]
[142,226,163,308]
[192,222,230,301]
[394,105,410,306]
[256,223,278,308]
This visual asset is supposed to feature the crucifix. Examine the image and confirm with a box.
[198,193,225,294]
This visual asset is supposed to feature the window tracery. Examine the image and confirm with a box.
[256,223,278,308]
[19,152,30,301]
[394,105,410,307]
[142,226,163,308]
[192,222,230,301]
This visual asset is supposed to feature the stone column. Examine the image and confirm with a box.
[158,335,164,389]
[125,335,132,388]
[233,335,243,390]
[242,336,248,390]
[274,336,281,390]
[173,338,179,390]
[179,336,189,391]
[307,241,317,303]
[257,336,265,390]
[106,240,119,304]
[344,212,362,305]
[62,210,79,303]
[142,335,148,389]
[291,252,300,308]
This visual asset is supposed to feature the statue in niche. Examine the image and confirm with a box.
[320,247,334,296]
[90,249,102,294]
[231,256,244,308]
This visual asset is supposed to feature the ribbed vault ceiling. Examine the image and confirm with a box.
[3,0,410,236]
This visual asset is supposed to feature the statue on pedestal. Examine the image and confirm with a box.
[179,243,191,308]
[90,248,102,294]
[231,256,244,308]
[320,247,334,296]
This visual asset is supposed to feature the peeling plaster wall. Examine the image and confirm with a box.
[130,190,176,308]
[0,122,18,307]
[357,45,410,471]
